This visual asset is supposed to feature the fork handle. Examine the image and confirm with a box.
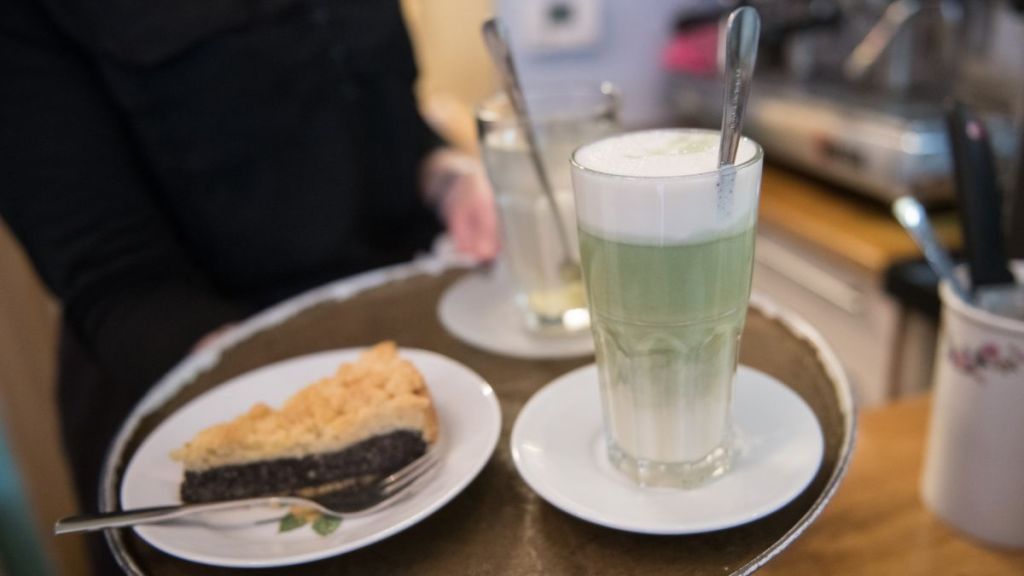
[55,505,195,534]
[54,498,285,535]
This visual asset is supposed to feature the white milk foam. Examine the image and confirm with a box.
[571,129,761,245]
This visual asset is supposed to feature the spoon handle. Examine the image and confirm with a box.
[718,7,760,167]
[481,19,575,265]
[892,196,971,302]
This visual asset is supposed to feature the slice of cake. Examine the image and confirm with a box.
[171,342,438,505]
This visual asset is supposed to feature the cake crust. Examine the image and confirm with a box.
[171,342,438,471]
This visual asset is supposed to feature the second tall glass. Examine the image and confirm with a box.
[477,84,619,335]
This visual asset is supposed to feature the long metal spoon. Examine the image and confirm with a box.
[481,18,579,281]
[892,196,971,302]
[718,6,760,169]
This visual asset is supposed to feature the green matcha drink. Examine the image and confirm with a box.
[571,128,763,487]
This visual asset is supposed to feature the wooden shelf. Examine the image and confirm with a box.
[759,166,962,274]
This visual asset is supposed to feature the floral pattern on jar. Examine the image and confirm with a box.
[947,341,1024,383]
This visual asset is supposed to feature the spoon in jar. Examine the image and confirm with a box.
[892,195,971,302]
[482,18,580,283]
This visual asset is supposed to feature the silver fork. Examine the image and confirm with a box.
[54,450,440,535]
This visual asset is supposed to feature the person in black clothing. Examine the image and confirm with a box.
[0,0,496,569]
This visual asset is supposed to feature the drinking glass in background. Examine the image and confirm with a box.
[477,83,619,335]
[571,129,764,487]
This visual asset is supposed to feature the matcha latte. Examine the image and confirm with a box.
[571,129,763,487]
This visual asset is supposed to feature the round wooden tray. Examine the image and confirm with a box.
[101,260,856,575]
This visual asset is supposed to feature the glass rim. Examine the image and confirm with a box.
[570,128,764,181]
[476,81,620,127]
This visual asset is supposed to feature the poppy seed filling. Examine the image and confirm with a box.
[180,430,427,503]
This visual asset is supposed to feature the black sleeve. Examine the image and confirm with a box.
[406,46,446,168]
[0,0,250,391]
[359,0,446,169]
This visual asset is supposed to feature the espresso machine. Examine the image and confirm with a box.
[671,0,1022,204]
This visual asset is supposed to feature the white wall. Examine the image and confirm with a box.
[497,0,708,128]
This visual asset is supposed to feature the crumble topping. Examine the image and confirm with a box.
[171,341,438,471]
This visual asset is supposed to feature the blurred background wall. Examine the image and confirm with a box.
[403,0,496,152]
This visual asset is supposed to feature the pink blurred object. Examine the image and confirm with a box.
[662,23,719,76]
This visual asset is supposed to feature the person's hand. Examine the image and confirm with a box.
[422,149,499,262]
[440,165,499,261]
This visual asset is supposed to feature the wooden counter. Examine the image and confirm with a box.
[759,166,961,274]
[761,396,1024,575]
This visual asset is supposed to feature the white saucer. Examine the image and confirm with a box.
[511,364,824,535]
[121,348,501,568]
[438,271,594,360]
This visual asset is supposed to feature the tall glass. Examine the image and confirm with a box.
[477,84,619,334]
[570,129,763,487]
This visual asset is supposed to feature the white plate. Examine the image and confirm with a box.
[438,271,594,360]
[121,348,501,568]
[511,364,823,535]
